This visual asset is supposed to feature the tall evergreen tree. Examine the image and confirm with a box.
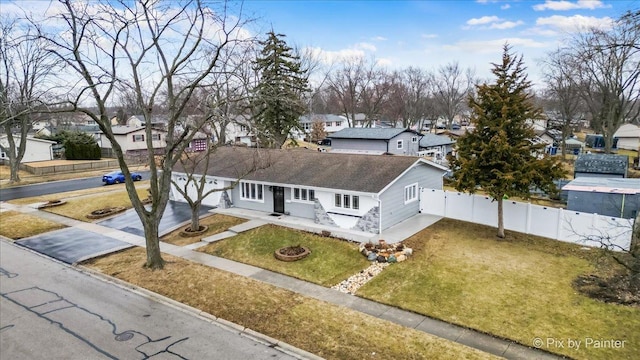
[252,31,309,148]
[449,45,565,238]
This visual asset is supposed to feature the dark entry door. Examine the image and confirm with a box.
[273,186,285,213]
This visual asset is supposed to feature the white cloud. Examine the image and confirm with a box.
[355,42,377,51]
[467,15,501,26]
[501,4,511,10]
[533,0,611,11]
[371,36,387,41]
[536,15,614,32]
[421,33,439,39]
[444,38,548,54]
[490,20,524,29]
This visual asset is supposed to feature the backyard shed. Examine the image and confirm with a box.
[573,153,628,178]
[563,177,640,219]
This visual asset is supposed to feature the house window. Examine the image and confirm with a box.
[132,134,144,142]
[412,136,418,143]
[292,187,315,202]
[151,134,161,141]
[326,122,332,127]
[335,121,342,127]
[335,193,359,209]
[302,123,311,130]
[240,181,263,202]
[404,183,418,204]
[240,125,248,132]
[397,140,404,149]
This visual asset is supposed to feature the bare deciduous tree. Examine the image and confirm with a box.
[563,12,640,153]
[430,62,475,130]
[540,48,584,158]
[37,0,249,269]
[0,16,59,183]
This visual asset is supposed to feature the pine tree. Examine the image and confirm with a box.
[449,45,566,238]
[252,31,309,148]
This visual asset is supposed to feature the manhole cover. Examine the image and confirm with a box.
[115,332,134,341]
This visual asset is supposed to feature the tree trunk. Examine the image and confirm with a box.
[9,156,20,183]
[141,215,164,269]
[497,196,505,238]
[190,202,201,232]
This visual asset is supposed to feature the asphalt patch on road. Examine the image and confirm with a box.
[16,227,133,264]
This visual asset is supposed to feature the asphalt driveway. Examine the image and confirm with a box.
[16,227,133,264]
[98,201,211,237]
[15,201,210,264]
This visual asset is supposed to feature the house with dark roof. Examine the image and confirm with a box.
[328,128,422,155]
[418,134,456,159]
[170,147,448,235]
[563,177,640,218]
[574,153,628,178]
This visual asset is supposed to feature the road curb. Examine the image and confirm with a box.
[76,264,321,360]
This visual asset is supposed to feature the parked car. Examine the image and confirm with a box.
[317,139,331,146]
[451,123,461,130]
[102,171,142,185]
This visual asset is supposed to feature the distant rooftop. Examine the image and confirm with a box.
[574,153,628,176]
[563,177,640,194]
[419,133,455,148]
[329,128,415,140]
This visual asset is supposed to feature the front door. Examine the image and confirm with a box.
[273,186,285,213]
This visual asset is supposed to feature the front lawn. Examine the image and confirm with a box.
[0,211,66,239]
[83,247,496,360]
[199,224,370,286]
[42,188,150,221]
[357,218,640,360]
[161,214,246,246]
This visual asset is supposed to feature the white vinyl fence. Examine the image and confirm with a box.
[420,189,632,251]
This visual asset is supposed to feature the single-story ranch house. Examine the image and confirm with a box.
[170,147,448,234]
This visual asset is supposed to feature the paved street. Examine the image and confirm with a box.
[0,240,298,360]
[0,171,152,201]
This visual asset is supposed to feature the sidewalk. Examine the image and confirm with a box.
[1,201,562,360]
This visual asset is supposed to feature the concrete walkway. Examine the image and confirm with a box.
[1,201,562,360]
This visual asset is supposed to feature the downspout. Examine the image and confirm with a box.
[621,193,626,218]
[385,140,389,153]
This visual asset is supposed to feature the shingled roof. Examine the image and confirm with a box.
[328,128,416,140]
[574,153,628,177]
[174,147,446,193]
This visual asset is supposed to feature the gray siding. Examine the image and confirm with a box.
[379,163,444,230]
[331,138,388,152]
[283,188,315,219]
[567,191,639,219]
[331,134,420,155]
[230,183,273,213]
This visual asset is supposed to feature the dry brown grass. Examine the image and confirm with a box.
[0,210,66,239]
[160,214,246,246]
[358,218,640,360]
[42,187,150,221]
[84,247,496,360]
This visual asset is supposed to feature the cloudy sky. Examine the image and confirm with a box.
[241,0,638,86]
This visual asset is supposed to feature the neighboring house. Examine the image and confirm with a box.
[418,134,456,163]
[585,134,618,149]
[574,153,628,178]
[170,147,449,235]
[329,128,422,155]
[0,135,55,163]
[613,123,640,150]
[298,114,349,139]
[99,126,167,158]
[563,177,640,218]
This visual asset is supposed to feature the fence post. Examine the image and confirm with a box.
[526,202,532,234]
[556,208,563,240]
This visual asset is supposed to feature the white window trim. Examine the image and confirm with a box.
[411,136,418,143]
[404,183,418,204]
[239,181,264,203]
[397,139,404,149]
[334,193,360,210]
[132,134,144,142]
[291,187,315,203]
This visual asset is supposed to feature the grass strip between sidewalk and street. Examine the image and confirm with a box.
[0,211,67,240]
[83,247,497,360]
